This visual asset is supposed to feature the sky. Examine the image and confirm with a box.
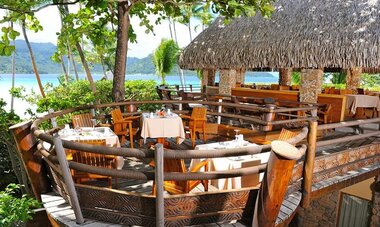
[0,6,203,58]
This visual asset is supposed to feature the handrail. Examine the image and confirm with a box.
[317,117,380,130]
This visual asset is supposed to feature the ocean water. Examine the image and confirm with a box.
[0,72,279,117]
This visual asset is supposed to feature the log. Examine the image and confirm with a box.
[255,141,305,227]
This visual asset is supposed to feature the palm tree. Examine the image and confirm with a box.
[153,39,180,84]
[21,19,45,98]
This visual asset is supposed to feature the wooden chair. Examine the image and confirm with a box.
[111,108,140,148]
[152,159,209,195]
[317,104,332,124]
[70,139,117,188]
[255,128,299,145]
[181,107,207,148]
[72,113,93,128]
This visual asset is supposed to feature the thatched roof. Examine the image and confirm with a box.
[179,0,380,72]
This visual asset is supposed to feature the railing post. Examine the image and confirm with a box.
[301,120,318,207]
[254,141,306,227]
[53,135,84,224]
[217,98,222,124]
[179,97,183,111]
[155,143,165,227]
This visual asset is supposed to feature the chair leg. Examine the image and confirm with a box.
[129,123,134,148]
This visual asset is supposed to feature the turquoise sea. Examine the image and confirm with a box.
[0,72,279,117]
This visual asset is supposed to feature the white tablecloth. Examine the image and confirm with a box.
[190,140,269,190]
[346,94,380,114]
[140,113,186,144]
[60,127,124,169]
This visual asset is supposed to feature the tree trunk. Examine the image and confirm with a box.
[112,1,130,102]
[188,21,192,41]
[11,22,15,111]
[171,20,185,88]
[22,21,45,98]
[60,55,69,83]
[75,42,97,96]
[70,46,79,80]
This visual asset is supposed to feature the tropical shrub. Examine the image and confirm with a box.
[291,72,301,85]
[361,73,380,91]
[0,183,41,226]
[0,99,21,190]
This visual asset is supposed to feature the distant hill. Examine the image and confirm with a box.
[0,40,277,78]
[0,40,159,75]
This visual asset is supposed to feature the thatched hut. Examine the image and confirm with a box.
[179,0,380,102]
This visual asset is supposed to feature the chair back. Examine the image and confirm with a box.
[191,107,207,119]
[278,128,299,141]
[111,108,126,134]
[156,87,164,100]
[72,113,93,128]
[279,85,290,90]
[357,88,365,95]
[271,84,279,90]
[72,139,114,169]
[111,108,123,122]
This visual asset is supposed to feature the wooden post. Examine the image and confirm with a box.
[155,144,165,227]
[201,69,208,87]
[301,120,317,208]
[370,175,380,227]
[53,135,84,224]
[9,121,50,201]
[236,68,246,84]
[346,67,362,91]
[218,69,236,95]
[279,68,292,86]
[255,141,306,227]
[207,69,216,86]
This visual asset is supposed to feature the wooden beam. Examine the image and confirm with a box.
[9,121,50,201]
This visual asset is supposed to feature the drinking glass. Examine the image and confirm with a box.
[91,119,97,129]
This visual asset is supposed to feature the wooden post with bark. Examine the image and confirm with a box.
[255,141,306,227]
[279,68,292,86]
[9,121,50,201]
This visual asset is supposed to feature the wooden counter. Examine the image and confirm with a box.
[231,88,346,122]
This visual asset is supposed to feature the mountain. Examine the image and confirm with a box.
[0,40,158,75]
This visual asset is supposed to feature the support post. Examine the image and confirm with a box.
[201,69,208,87]
[155,144,165,227]
[53,135,84,224]
[299,69,323,103]
[346,67,362,91]
[218,69,236,95]
[236,68,246,84]
[207,69,216,86]
[301,120,317,208]
[9,121,50,201]
[254,141,306,227]
[279,68,292,86]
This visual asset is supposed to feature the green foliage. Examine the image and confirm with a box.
[361,73,380,90]
[0,183,41,226]
[0,99,21,190]
[330,72,346,85]
[152,39,180,84]
[291,72,301,85]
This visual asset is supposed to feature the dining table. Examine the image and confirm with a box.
[345,94,380,118]
[190,140,270,190]
[59,127,124,169]
[140,112,186,144]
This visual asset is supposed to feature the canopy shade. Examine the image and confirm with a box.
[179,0,380,73]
